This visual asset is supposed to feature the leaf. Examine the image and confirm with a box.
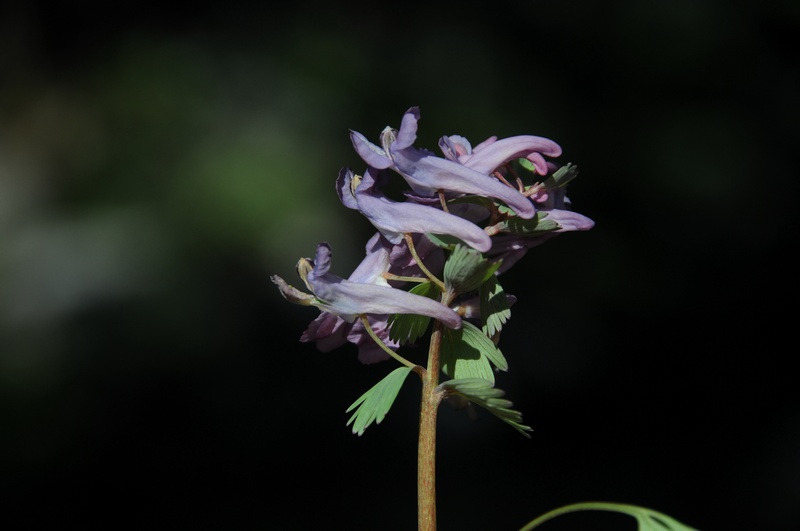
[441,321,508,383]
[503,212,560,235]
[424,232,465,250]
[540,162,579,190]
[387,282,435,344]
[480,276,511,337]
[518,502,700,531]
[518,157,536,172]
[441,326,495,383]
[443,244,501,294]
[447,194,498,212]
[462,320,507,371]
[345,367,413,436]
[439,378,532,437]
[518,159,579,189]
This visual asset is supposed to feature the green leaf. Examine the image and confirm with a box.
[345,367,413,436]
[443,244,501,294]
[503,212,560,235]
[388,282,435,344]
[447,194,498,212]
[441,326,494,383]
[518,157,536,172]
[463,320,507,371]
[518,159,579,189]
[424,232,465,250]
[480,276,511,337]
[441,321,508,383]
[540,162,579,189]
[439,378,532,437]
[518,502,700,531]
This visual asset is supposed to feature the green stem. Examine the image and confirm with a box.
[358,315,418,371]
[405,233,446,292]
[382,273,428,283]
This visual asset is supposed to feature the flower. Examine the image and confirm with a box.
[350,107,538,219]
[439,133,562,177]
[274,242,460,327]
[271,241,462,364]
[336,166,493,252]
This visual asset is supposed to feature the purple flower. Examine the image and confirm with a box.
[438,133,562,177]
[274,242,460,327]
[336,166,493,252]
[350,107,537,219]
[272,241,462,364]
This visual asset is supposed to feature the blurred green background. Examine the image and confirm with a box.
[2,1,798,529]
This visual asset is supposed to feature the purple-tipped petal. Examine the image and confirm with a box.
[350,130,392,169]
[352,109,537,219]
[317,279,462,328]
[348,232,392,285]
[393,106,420,150]
[305,242,461,329]
[391,149,536,219]
[352,168,492,251]
[544,209,596,232]
[458,135,562,175]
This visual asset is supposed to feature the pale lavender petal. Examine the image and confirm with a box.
[350,130,392,169]
[353,168,492,251]
[470,135,498,153]
[459,135,562,175]
[391,148,536,219]
[308,241,334,280]
[306,242,461,329]
[317,279,462,328]
[347,232,391,285]
[544,209,596,232]
[393,107,420,150]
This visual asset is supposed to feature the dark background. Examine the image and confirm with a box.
[1,1,798,529]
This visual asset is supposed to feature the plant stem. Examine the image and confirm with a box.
[405,233,446,292]
[359,315,419,371]
[418,321,444,531]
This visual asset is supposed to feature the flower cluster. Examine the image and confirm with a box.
[272,107,594,365]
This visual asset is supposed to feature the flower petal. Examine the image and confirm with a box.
[344,167,493,251]
[350,130,392,169]
[306,242,462,329]
[391,148,536,219]
[459,135,562,175]
[393,106,420,150]
[544,209,596,232]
